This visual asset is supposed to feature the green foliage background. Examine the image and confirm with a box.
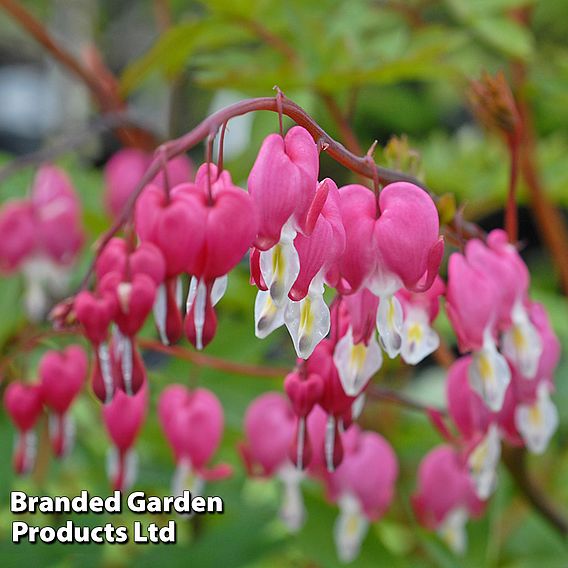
[0,0,567,566]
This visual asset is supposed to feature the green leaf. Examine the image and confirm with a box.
[471,17,534,60]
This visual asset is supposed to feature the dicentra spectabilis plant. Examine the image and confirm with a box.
[1,88,563,563]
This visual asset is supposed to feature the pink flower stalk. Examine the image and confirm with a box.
[327,428,398,563]
[248,126,319,250]
[254,179,342,359]
[396,276,445,365]
[242,392,305,531]
[4,382,43,474]
[102,384,148,491]
[104,149,194,219]
[38,345,88,457]
[74,290,118,403]
[412,445,485,554]
[446,251,511,412]
[159,385,231,500]
[173,163,258,350]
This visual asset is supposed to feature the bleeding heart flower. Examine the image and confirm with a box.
[159,385,232,501]
[284,370,324,469]
[328,429,398,563]
[397,276,445,365]
[135,183,204,278]
[102,384,148,491]
[31,165,83,264]
[0,201,36,273]
[105,149,194,219]
[412,445,485,555]
[95,238,166,287]
[39,345,88,457]
[74,290,118,403]
[242,392,306,531]
[248,126,319,250]
[4,382,43,474]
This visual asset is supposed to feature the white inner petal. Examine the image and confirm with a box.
[515,383,558,455]
[277,462,306,533]
[284,277,330,359]
[48,412,75,457]
[98,342,115,404]
[153,283,169,345]
[501,301,542,380]
[254,289,286,338]
[400,307,440,365]
[259,222,300,307]
[211,275,229,306]
[376,294,404,359]
[467,424,501,500]
[325,414,337,472]
[351,393,366,421]
[15,430,37,475]
[333,493,369,564]
[333,327,383,397]
[469,331,511,411]
[186,277,208,350]
[437,507,468,556]
[121,336,134,395]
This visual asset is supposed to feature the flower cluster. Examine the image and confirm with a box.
[1,118,562,564]
[241,393,397,562]
[413,229,561,553]
[0,166,83,319]
[4,345,87,473]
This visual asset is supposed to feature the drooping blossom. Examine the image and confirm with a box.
[336,182,443,358]
[104,148,193,219]
[4,382,43,474]
[254,179,345,358]
[396,276,445,365]
[413,445,485,555]
[74,289,118,403]
[446,249,510,411]
[173,163,258,350]
[159,385,232,502]
[332,291,382,397]
[38,345,88,457]
[326,427,398,563]
[242,392,306,531]
[0,165,84,320]
[248,125,319,250]
[102,384,148,491]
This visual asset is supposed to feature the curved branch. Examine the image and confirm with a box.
[79,93,483,289]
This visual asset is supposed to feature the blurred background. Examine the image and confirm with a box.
[0,0,567,566]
